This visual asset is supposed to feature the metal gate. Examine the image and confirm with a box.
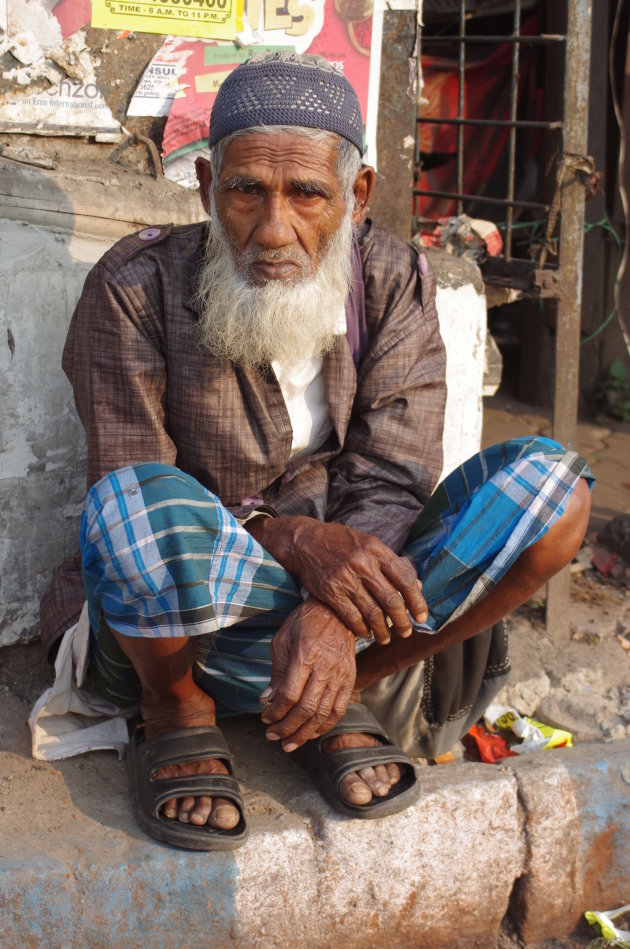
[413,0,593,634]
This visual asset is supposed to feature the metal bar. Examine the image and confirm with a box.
[545,0,592,639]
[425,34,566,45]
[505,0,522,259]
[456,0,466,215]
[412,188,550,212]
[417,117,564,129]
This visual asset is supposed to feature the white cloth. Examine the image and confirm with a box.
[272,354,332,459]
[28,603,129,760]
[272,305,347,459]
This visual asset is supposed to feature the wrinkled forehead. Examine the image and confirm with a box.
[218,128,341,179]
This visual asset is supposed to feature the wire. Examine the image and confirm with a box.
[494,207,625,347]
[602,0,630,356]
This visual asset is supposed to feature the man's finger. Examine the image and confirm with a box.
[349,586,394,643]
[355,560,422,636]
[259,629,292,712]
[266,673,332,745]
[321,595,372,638]
[280,681,351,750]
[380,560,427,621]
[261,658,311,727]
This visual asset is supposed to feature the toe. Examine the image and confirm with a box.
[189,795,213,826]
[176,795,196,822]
[358,764,391,797]
[209,797,240,830]
[338,772,372,805]
[162,797,178,819]
[386,762,401,785]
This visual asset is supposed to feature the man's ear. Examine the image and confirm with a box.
[195,157,213,215]
[351,164,376,225]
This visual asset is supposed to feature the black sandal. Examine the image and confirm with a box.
[292,703,420,819]
[127,722,249,851]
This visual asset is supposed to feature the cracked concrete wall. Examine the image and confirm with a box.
[0,180,486,647]
[0,221,96,646]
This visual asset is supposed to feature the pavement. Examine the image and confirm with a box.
[1,396,629,949]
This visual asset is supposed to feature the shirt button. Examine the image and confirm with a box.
[138,227,161,241]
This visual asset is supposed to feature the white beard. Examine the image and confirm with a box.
[195,199,354,368]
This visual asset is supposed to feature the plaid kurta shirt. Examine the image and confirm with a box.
[40,219,447,657]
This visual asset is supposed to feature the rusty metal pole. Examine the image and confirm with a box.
[545,0,592,637]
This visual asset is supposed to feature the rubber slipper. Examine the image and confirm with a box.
[292,703,420,819]
[127,721,249,851]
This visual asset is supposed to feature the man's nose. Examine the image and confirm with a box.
[253,196,296,249]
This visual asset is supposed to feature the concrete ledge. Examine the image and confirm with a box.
[507,741,630,945]
[2,685,629,949]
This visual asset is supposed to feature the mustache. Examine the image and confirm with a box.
[238,245,311,268]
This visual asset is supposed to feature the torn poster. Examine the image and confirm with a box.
[0,77,123,141]
[126,35,195,118]
[51,0,92,40]
[0,2,122,140]
[128,0,379,188]
[91,0,244,42]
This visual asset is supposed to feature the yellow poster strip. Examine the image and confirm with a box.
[91,0,243,41]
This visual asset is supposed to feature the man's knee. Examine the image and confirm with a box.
[525,475,592,578]
[556,476,591,547]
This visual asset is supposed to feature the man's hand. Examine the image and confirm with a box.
[247,515,428,643]
[259,597,356,751]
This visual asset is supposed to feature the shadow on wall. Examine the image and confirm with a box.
[0,162,90,648]
[0,154,206,649]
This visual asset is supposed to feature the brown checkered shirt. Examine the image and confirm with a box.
[40,219,447,656]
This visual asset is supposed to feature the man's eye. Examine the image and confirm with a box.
[227,182,259,195]
[295,187,325,199]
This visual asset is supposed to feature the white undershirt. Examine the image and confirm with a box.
[272,306,347,459]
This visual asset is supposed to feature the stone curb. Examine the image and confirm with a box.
[1,738,628,949]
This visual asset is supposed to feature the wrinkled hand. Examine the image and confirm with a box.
[259,597,356,751]
[248,515,428,643]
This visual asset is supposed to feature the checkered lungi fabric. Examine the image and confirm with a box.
[81,437,593,715]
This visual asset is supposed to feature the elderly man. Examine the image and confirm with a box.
[42,52,592,851]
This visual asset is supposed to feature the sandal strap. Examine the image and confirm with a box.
[322,743,414,787]
[136,726,235,782]
[322,703,394,743]
[148,772,244,816]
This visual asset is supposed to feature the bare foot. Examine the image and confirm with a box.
[141,689,241,831]
[321,732,401,805]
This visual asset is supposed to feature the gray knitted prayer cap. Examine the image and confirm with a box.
[208,51,364,154]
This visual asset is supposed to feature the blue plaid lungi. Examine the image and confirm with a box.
[81,437,593,716]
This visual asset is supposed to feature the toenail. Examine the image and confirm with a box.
[215,806,235,820]
[283,742,298,753]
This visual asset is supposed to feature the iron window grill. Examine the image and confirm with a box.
[412,0,581,291]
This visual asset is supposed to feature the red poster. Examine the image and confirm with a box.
[156,0,374,187]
